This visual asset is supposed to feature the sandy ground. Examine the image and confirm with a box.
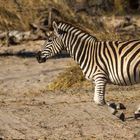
[0,41,140,140]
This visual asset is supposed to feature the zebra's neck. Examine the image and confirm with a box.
[59,24,96,66]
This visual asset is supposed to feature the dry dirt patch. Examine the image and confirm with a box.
[0,41,139,140]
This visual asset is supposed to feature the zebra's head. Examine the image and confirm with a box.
[36,21,65,63]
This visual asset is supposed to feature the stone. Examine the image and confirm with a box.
[8,31,23,44]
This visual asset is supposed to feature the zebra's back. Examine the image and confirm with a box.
[96,40,140,86]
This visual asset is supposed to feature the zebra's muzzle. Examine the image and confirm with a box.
[36,51,46,63]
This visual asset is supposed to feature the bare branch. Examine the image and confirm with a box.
[48,7,52,29]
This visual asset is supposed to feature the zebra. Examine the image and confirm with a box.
[36,21,140,119]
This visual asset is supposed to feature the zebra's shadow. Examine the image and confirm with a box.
[0,50,70,58]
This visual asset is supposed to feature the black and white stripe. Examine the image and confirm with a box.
[37,21,140,105]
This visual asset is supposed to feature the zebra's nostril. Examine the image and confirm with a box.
[36,51,46,63]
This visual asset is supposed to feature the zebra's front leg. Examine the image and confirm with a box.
[94,79,125,121]
[94,80,106,105]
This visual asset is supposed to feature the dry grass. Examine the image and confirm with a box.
[0,0,131,32]
[0,0,42,30]
[94,28,121,41]
[0,0,76,31]
[48,65,92,90]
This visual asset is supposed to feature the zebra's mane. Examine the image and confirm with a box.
[56,21,97,40]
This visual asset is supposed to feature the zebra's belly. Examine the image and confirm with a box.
[108,69,140,86]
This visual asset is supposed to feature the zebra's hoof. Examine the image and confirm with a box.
[108,107,118,115]
[116,103,126,110]
[108,102,117,109]
[134,113,140,119]
[116,112,125,122]
[134,109,140,119]
[107,103,117,115]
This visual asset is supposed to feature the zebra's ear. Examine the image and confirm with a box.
[52,21,58,34]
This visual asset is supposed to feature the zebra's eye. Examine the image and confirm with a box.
[48,38,53,42]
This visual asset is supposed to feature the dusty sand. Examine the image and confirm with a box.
[0,41,139,140]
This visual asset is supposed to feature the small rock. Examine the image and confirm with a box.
[0,136,5,140]
[22,31,31,40]
[122,25,136,32]
[8,31,23,44]
[0,31,6,39]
